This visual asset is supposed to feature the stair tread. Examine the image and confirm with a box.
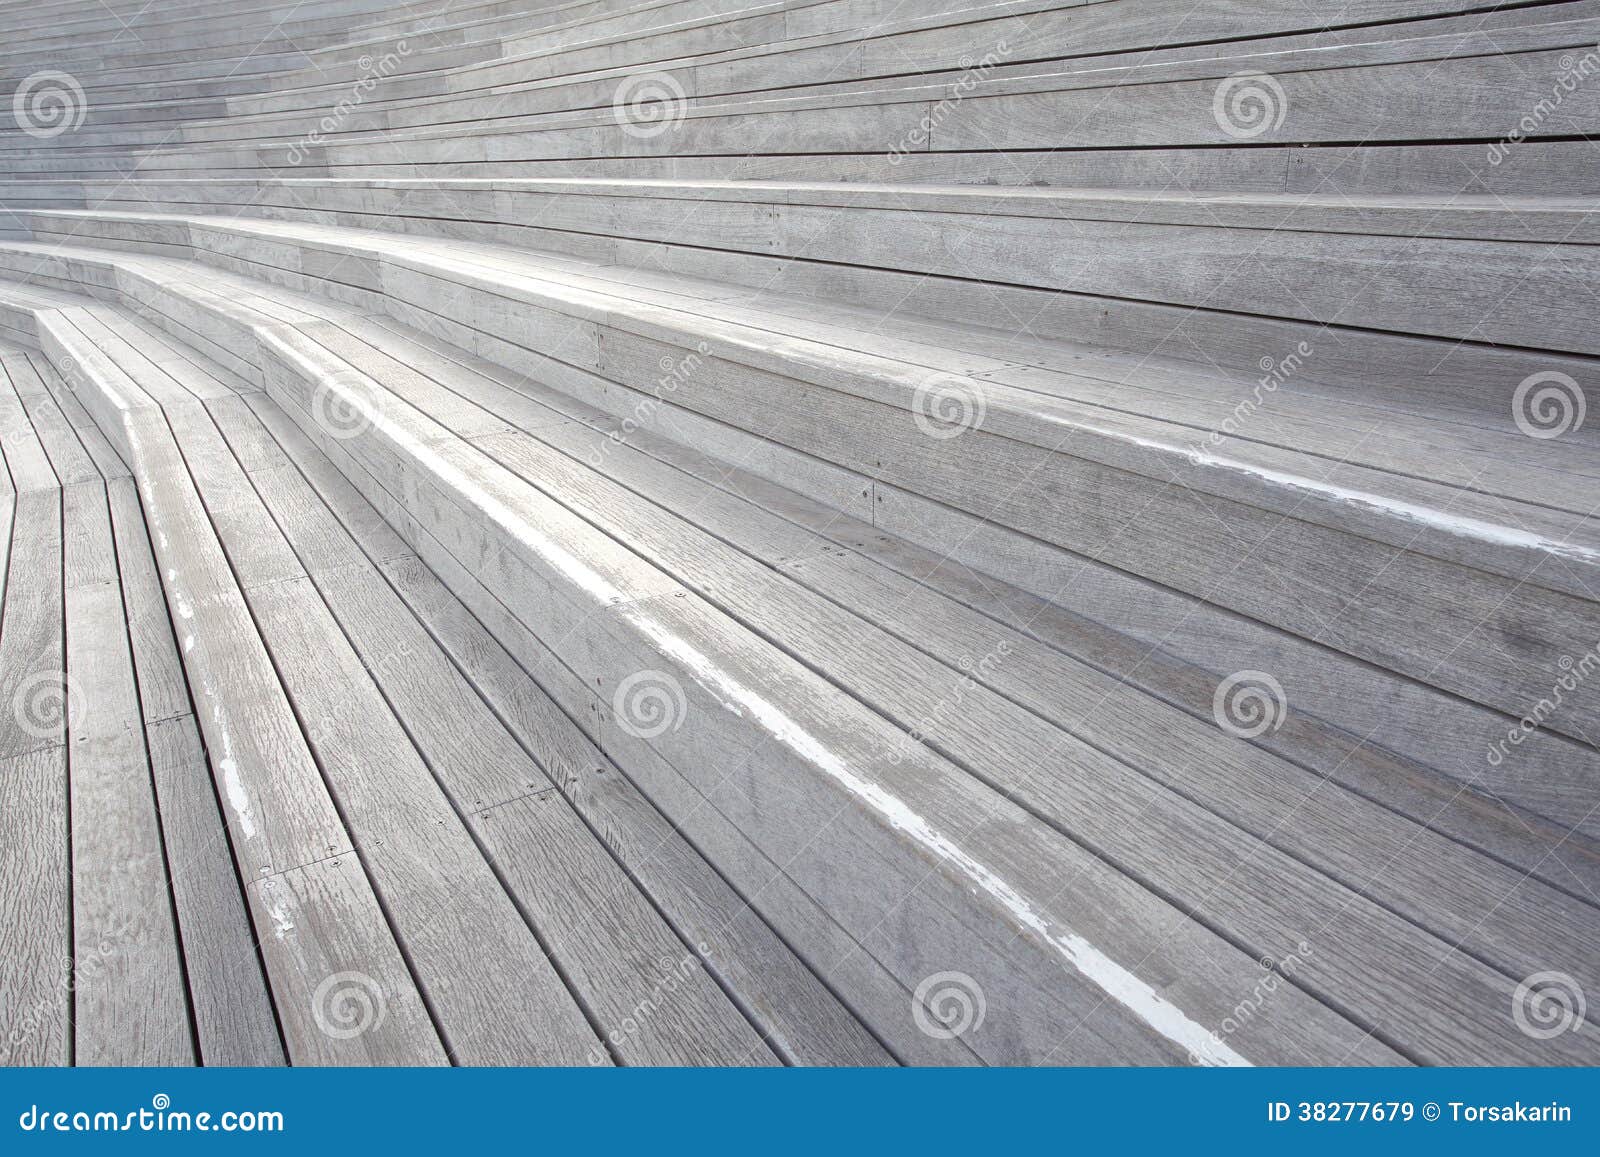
[4,285,895,1065]
[316,307,1600,1064]
[12,217,1599,590]
[8,268,1594,1063]
[0,263,1403,1066]
[6,0,1599,1069]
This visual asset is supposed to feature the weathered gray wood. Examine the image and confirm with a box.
[7,0,1600,1069]
[375,318,1600,903]
[489,375,1600,958]
[0,744,70,1065]
[0,360,60,502]
[245,390,942,1064]
[0,351,70,1062]
[259,324,1403,1065]
[165,392,605,1065]
[244,573,606,1064]
[257,295,1598,1062]
[61,478,193,1064]
[458,424,1598,1065]
[7,244,1587,1061]
[224,402,887,1063]
[34,311,447,1065]
[241,475,780,1065]
[107,474,284,1064]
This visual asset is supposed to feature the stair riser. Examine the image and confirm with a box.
[244,320,1394,1065]
[20,190,1600,429]
[65,223,1576,590]
[18,312,450,1064]
[36,226,1599,753]
[3,233,1594,835]
[12,131,1600,196]
[101,3,1586,146]
[64,36,1600,177]
[31,189,1592,357]
[256,344,1199,1065]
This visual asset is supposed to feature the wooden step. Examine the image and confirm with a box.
[0,285,906,1066]
[1,219,1593,838]
[4,310,452,1065]
[0,269,1415,1068]
[9,266,1597,1064]
[5,0,1599,1069]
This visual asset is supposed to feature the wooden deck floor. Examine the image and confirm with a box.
[0,335,892,1066]
[4,268,1599,1064]
[4,0,1600,1068]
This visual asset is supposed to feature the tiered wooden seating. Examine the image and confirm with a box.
[3,0,1597,1066]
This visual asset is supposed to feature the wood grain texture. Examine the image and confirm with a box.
[61,480,193,1065]
[160,375,605,1065]
[462,424,1599,1065]
[253,323,1402,1066]
[5,0,1600,1069]
[223,338,882,1065]
[30,310,447,1066]
[246,381,964,1063]
[107,472,284,1064]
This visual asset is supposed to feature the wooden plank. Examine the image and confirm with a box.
[17,390,99,489]
[467,423,1600,1064]
[499,380,1600,940]
[105,478,191,726]
[0,480,68,1065]
[260,332,1400,1065]
[377,316,1600,898]
[33,217,1597,594]
[108,473,284,1064]
[367,552,896,1066]
[0,359,60,499]
[582,327,1600,743]
[236,444,798,1064]
[0,746,70,1065]
[242,575,607,1065]
[48,333,447,1065]
[61,479,193,1064]
[11,0,1600,1069]
[242,855,446,1067]
[243,388,949,1064]
[165,395,605,1065]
